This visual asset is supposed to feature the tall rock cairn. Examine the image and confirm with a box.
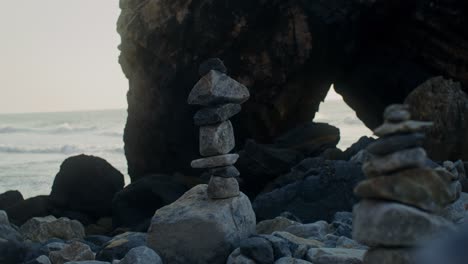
[352,104,457,264]
[187,58,249,199]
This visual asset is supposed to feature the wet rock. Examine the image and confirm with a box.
[199,120,235,156]
[362,148,427,177]
[352,200,454,247]
[191,154,239,169]
[366,133,425,156]
[208,166,240,178]
[198,58,227,76]
[49,241,95,264]
[354,168,454,212]
[95,232,147,262]
[188,70,250,106]
[331,212,353,239]
[5,195,51,226]
[240,237,274,264]
[0,190,24,210]
[50,155,124,219]
[207,176,240,199]
[306,248,365,264]
[112,174,192,229]
[119,246,162,264]
[256,217,301,235]
[373,121,433,137]
[147,184,255,264]
[194,104,241,126]
[364,248,415,264]
[20,216,85,243]
[253,159,364,223]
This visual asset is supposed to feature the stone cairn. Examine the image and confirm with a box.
[352,104,457,264]
[187,58,249,199]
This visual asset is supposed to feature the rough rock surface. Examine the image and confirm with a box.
[194,103,241,126]
[118,0,468,180]
[112,174,193,229]
[253,158,364,222]
[207,176,240,199]
[147,184,256,264]
[306,248,365,264]
[352,200,454,247]
[20,216,85,243]
[405,77,468,161]
[199,120,235,156]
[50,155,124,219]
[191,154,239,169]
[48,241,95,264]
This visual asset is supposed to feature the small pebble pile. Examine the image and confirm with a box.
[352,104,456,264]
[188,58,250,199]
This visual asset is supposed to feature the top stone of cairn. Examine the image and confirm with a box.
[187,70,250,106]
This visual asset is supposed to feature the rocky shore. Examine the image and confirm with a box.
[2,61,468,264]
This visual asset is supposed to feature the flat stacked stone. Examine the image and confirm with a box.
[352,104,455,264]
[188,58,249,199]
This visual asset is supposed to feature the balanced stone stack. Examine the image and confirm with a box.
[188,58,250,199]
[352,104,456,264]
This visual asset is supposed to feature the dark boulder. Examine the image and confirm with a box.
[405,77,468,161]
[112,174,197,230]
[253,158,365,223]
[50,154,125,219]
[5,196,51,226]
[0,190,24,210]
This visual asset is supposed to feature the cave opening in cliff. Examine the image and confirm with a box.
[314,84,374,150]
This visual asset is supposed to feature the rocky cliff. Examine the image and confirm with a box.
[117,0,468,180]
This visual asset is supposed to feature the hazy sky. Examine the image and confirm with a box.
[0,1,127,113]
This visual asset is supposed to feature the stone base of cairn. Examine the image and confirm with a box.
[352,104,457,264]
[188,58,250,199]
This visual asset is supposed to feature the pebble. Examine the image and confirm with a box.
[207,176,240,199]
[119,246,163,264]
[362,147,427,177]
[191,154,239,169]
[352,200,454,247]
[256,217,301,235]
[284,221,329,240]
[306,248,365,264]
[199,120,235,156]
[373,120,433,137]
[194,103,241,126]
[187,70,250,106]
[383,104,411,123]
[366,133,425,156]
[354,168,454,212]
[49,241,95,264]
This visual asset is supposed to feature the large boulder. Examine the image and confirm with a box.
[147,184,256,264]
[405,76,468,161]
[112,174,200,230]
[0,190,24,210]
[253,158,365,223]
[5,195,52,226]
[50,155,124,219]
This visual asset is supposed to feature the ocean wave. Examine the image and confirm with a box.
[0,123,98,135]
[0,144,124,155]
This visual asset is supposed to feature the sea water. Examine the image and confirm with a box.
[0,100,373,198]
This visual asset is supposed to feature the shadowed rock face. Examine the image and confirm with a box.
[118,0,468,180]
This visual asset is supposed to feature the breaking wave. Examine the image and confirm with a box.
[0,144,124,155]
[0,123,97,134]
